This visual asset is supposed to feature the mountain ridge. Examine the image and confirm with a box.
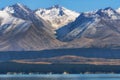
[57,7,120,49]
[1,4,120,51]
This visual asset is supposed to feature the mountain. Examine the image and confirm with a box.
[3,3,32,19]
[0,3,64,51]
[1,4,120,50]
[3,3,48,30]
[0,10,31,38]
[0,10,32,51]
[116,8,120,14]
[57,7,120,48]
[35,5,79,29]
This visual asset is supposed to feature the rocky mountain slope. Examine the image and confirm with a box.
[57,7,120,49]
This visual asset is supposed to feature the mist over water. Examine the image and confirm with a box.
[0,74,120,80]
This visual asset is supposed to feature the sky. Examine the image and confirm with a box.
[0,0,120,12]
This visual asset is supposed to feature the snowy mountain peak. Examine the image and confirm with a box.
[116,8,120,14]
[2,3,35,21]
[3,6,14,14]
[15,3,23,6]
[35,5,80,29]
[0,10,31,37]
[97,7,115,14]
[104,7,114,10]
[49,5,62,9]
[94,7,120,20]
[13,3,29,9]
[3,3,32,14]
[47,5,66,16]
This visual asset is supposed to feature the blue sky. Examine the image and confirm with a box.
[0,0,120,12]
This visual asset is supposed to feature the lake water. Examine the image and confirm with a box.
[0,74,120,80]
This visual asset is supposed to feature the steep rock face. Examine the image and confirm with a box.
[57,7,120,48]
[35,5,79,29]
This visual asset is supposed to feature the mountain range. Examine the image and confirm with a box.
[0,3,120,51]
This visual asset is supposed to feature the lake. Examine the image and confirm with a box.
[0,74,120,80]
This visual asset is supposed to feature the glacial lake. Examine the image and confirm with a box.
[0,74,120,80]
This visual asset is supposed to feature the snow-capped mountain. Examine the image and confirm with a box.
[3,3,40,25]
[57,7,120,48]
[35,5,80,29]
[0,10,31,37]
[0,10,32,51]
[1,3,120,50]
[96,7,120,19]
[0,3,63,51]
[116,8,120,14]
[3,3,56,34]
[3,3,32,19]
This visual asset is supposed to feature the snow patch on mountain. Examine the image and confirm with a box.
[0,11,31,36]
[3,6,14,13]
[35,5,80,29]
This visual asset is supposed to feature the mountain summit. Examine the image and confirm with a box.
[3,3,33,20]
[35,5,80,29]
